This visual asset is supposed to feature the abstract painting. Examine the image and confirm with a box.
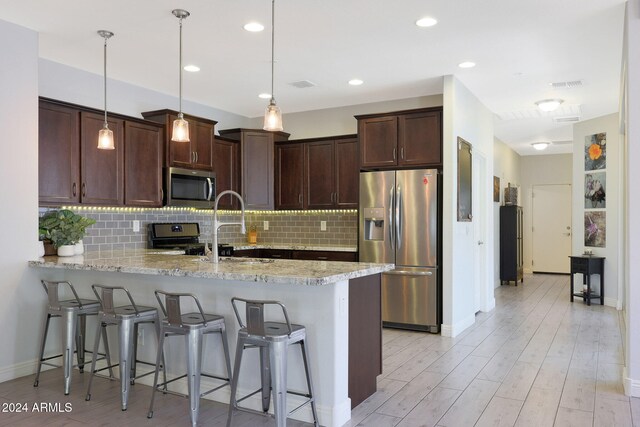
[584,132,607,171]
[584,211,606,247]
[584,172,606,209]
[493,176,500,203]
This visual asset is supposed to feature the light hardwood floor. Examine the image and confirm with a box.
[0,274,638,426]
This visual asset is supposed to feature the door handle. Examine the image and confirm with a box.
[563,232,571,236]
[195,151,198,163]
[72,182,77,197]
[386,270,433,276]
[400,147,405,160]
[478,240,484,245]
[388,185,395,250]
[396,185,402,249]
[82,183,86,198]
[206,177,213,201]
[392,147,397,160]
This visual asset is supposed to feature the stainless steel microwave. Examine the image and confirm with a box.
[165,167,216,208]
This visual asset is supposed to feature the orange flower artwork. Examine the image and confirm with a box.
[589,143,602,160]
[585,132,606,171]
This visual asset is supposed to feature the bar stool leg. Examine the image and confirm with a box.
[85,319,105,401]
[62,310,77,395]
[102,325,114,378]
[260,346,271,412]
[119,318,135,411]
[34,314,52,387]
[300,340,319,427]
[153,319,167,389]
[219,324,233,385]
[186,329,203,427]
[130,323,139,385]
[76,314,87,373]
[147,327,166,419]
[227,337,245,427]
[269,341,288,427]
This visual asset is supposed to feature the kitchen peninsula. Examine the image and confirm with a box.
[29,250,392,427]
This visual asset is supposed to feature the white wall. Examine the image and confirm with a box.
[268,95,443,139]
[519,154,573,274]
[493,138,521,287]
[442,76,495,336]
[0,19,42,381]
[39,59,253,132]
[623,0,640,398]
[572,114,620,307]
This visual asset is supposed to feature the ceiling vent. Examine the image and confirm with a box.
[289,80,317,89]
[550,80,583,89]
[553,116,581,123]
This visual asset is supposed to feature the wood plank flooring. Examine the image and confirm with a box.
[0,274,637,426]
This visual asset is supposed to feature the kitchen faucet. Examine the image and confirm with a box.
[212,190,246,263]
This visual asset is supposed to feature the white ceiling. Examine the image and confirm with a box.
[0,0,626,155]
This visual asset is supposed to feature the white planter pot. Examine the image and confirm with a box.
[37,241,45,257]
[74,241,85,255]
[57,245,75,257]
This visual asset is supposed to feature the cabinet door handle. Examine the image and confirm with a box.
[161,188,164,202]
[393,147,397,160]
[317,256,328,260]
[82,183,86,198]
[72,182,77,197]
[401,147,405,160]
[195,151,198,163]
[299,194,303,204]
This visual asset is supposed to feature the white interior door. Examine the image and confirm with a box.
[473,152,487,312]
[532,184,572,273]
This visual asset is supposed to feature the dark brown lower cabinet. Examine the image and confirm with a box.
[349,274,382,408]
[291,250,357,262]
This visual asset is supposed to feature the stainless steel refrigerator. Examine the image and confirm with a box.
[359,169,441,333]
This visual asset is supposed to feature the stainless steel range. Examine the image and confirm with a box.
[147,222,233,256]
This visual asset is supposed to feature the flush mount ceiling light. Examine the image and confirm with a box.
[171,9,190,142]
[535,98,564,112]
[263,0,283,131]
[348,79,364,86]
[416,17,438,27]
[244,22,264,32]
[458,61,476,69]
[97,30,115,150]
[531,142,551,150]
[258,93,272,99]
[183,64,200,72]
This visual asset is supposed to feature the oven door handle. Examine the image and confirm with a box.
[206,177,214,201]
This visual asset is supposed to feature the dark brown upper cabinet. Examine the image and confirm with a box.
[275,135,358,210]
[141,109,216,171]
[213,136,240,209]
[124,121,163,207]
[356,107,442,169]
[219,128,290,210]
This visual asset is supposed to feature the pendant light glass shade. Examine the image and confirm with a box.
[97,30,114,150]
[264,100,283,131]
[263,0,283,131]
[171,9,190,142]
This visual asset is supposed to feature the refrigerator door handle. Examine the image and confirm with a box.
[396,184,402,249]
[388,185,395,250]
[386,270,433,276]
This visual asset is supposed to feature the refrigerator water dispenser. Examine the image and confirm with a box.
[363,207,385,241]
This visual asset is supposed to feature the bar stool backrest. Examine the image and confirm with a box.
[92,284,141,316]
[155,291,208,327]
[41,280,83,310]
[231,297,293,337]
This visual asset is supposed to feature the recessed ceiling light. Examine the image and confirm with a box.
[183,65,200,72]
[535,99,564,112]
[531,142,551,151]
[458,61,476,69]
[416,17,438,27]
[244,22,264,32]
[258,93,272,99]
[348,79,364,86]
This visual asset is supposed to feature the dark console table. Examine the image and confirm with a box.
[569,255,605,306]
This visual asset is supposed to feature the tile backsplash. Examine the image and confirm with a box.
[39,207,357,253]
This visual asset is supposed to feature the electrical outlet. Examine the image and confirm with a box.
[138,329,144,346]
[263,221,269,231]
[132,220,140,232]
[320,221,327,231]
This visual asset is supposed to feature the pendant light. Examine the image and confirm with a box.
[263,0,283,131]
[97,30,115,150]
[171,9,190,142]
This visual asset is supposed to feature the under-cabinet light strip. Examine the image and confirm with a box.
[58,206,358,215]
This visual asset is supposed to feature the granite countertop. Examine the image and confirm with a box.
[28,249,392,286]
[231,244,357,252]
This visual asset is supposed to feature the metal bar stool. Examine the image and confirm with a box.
[148,291,233,427]
[34,280,111,395]
[227,297,319,427]
[85,284,164,411]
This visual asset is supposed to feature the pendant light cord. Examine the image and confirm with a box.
[271,0,275,103]
[103,36,108,126]
[179,17,183,117]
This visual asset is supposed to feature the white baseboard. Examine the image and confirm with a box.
[623,367,640,397]
[483,297,496,312]
[441,313,475,338]
[0,358,42,384]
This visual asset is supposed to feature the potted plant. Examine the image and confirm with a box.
[40,210,96,256]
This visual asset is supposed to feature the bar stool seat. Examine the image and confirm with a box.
[85,285,164,411]
[34,280,111,395]
[227,298,319,427]
[148,291,232,427]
